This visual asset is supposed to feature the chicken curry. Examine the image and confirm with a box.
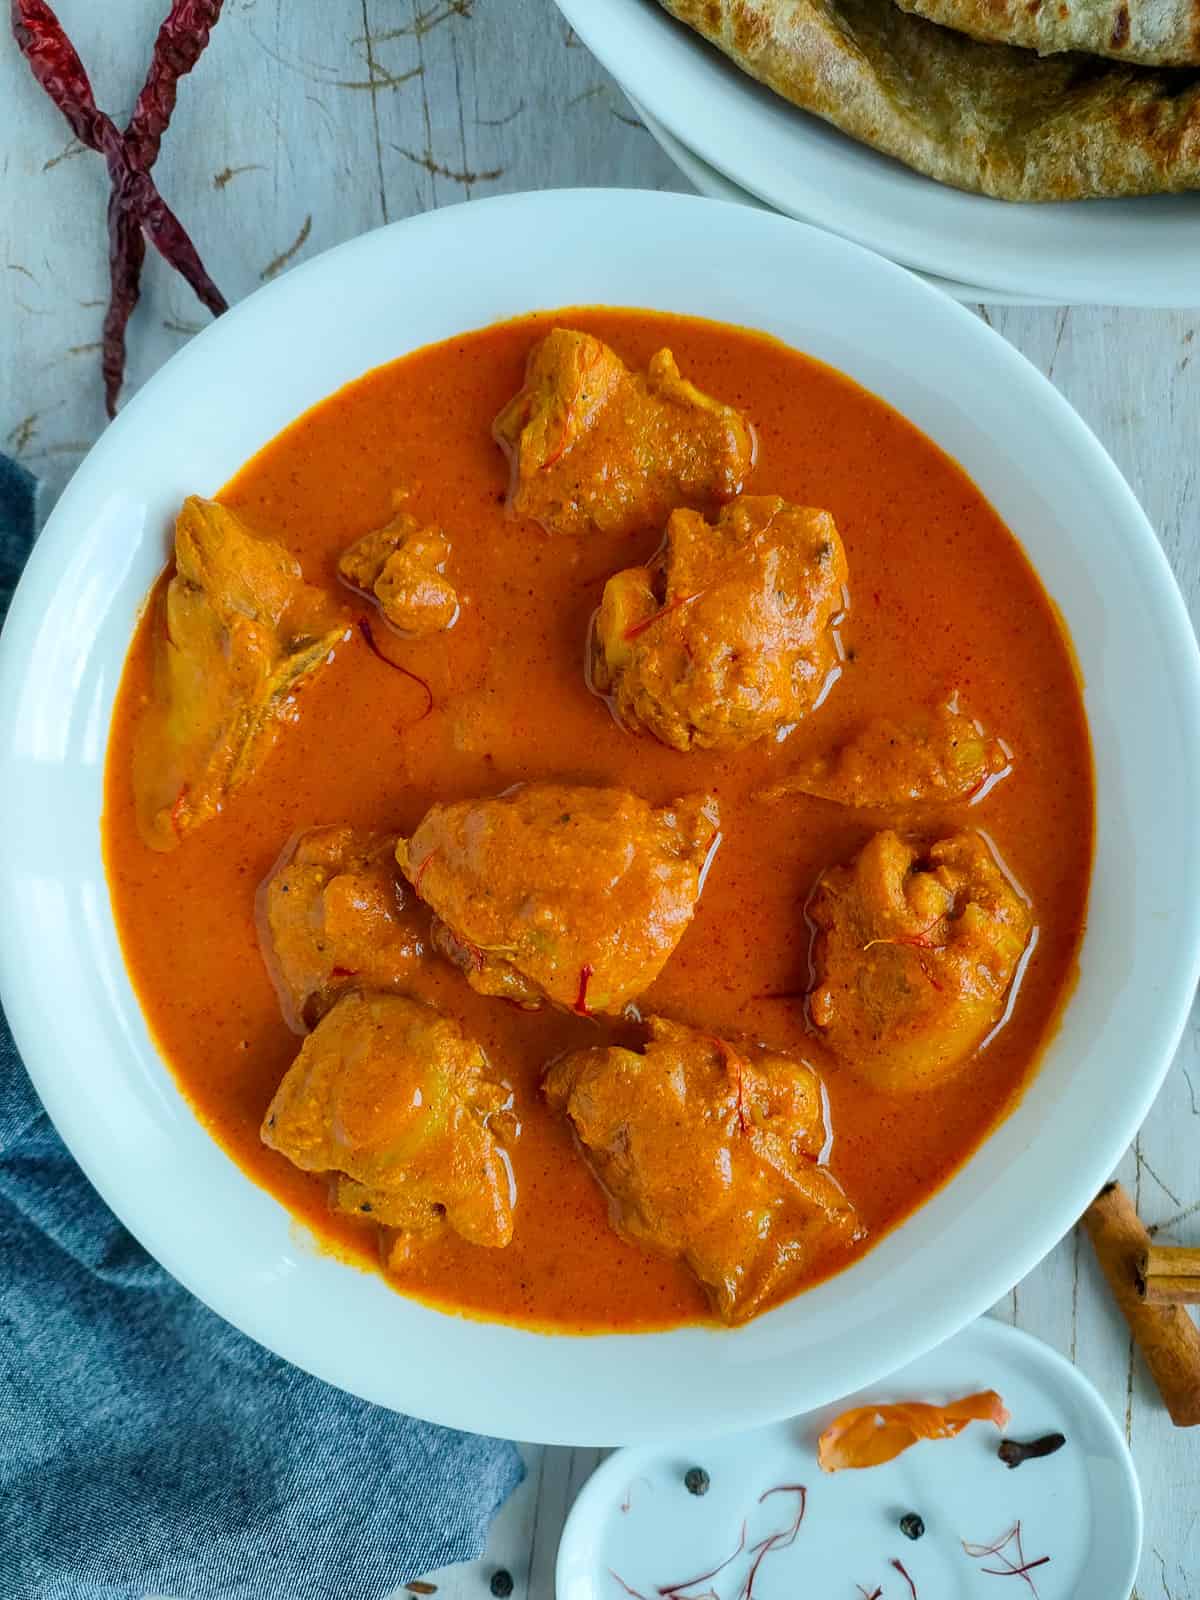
[103,309,1093,1331]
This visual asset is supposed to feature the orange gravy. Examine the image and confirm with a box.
[102,310,1093,1331]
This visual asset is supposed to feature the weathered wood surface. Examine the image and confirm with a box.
[1,3,1197,1596]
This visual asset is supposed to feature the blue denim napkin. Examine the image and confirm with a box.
[0,454,524,1600]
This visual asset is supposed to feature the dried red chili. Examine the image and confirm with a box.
[12,0,228,416]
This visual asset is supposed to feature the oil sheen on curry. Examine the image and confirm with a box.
[103,309,1093,1332]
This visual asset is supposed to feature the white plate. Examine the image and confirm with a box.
[558,1318,1142,1600]
[1,189,1199,1445]
[629,98,1059,308]
[556,0,1200,307]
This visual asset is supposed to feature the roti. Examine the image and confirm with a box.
[659,0,1200,200]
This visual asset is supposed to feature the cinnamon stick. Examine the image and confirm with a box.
[1082,1182,1200,1427]
[1138,1245,1200,1306]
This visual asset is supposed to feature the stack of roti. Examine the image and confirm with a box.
[659,0,1200,198]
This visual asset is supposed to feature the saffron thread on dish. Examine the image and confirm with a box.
[738,1486,807,1600]
[734,1062,749,1135]
[623,512,786,643]
[889,1557,918,1600]
[540,339,604,470]
[411,849,438,894]
[356,616,435,720]
[655,1521,748,1596]
[709,1036,750,1134]
[609,1573,651,1600]
[962,1523,1050,1598]
[573,962,595,1017]
[980,1557,1051,1582]
[619,1474,656,1514]
[639,1491,797,1600]
[623,589,705,641]
[862,915,945,953]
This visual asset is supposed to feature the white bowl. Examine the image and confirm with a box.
[626,96,1058,308]
[1,190,1197,1446]
[557,1320,1143,1599]
[555,0,1200,307]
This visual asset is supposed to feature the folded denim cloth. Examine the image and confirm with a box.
[0,455,524,1600]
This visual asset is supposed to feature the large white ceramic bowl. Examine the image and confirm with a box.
[1,190,1197,1446]
[555,0,1200,306]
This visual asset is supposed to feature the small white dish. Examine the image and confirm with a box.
[628,98,1058,309]
[557,1318,1142,1600]
[1,189,1198,1444]
[556,0,1200,306]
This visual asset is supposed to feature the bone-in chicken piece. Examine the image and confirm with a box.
[397,783,720,1013]
[592,494,848,751]
[492,328,755,537]
[133,496,347,851]
[258,825,424,1031]
[545,1015,862,1323]
[807,829,1033,1093]
[262,990,515,1255]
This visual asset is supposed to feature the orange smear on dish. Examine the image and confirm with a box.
[817,1390,1010,1472]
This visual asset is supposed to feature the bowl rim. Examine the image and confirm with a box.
[1,188,1198,1445]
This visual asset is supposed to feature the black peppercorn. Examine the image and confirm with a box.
[684,1466,710,1496]
[899,1513,925,1541]
[490,1571,514,1598]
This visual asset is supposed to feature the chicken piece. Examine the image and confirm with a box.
[545,1016,862,1323]
[492,329,755,538]
[133,496,348,851]
[262,990,515,1253]
[763,698,1011,809]
[592,495,848,751]
[397,784,720,1013]
[338,504,458,635]
[258,826,424,1031]
[807,830,1033,1093]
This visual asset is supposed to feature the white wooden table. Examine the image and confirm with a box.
[2,3,1198,1595]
